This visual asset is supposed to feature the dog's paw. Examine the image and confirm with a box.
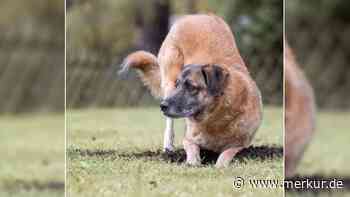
[185,158,201,167]
[185,163,202,168]
[214,160,231,168]
[160,148,186,163]
[163,147,175,153]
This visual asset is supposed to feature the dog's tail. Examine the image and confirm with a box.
[119,50,161,98]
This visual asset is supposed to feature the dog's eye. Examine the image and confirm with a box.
[184,81,199,94]
[184,80,193,89]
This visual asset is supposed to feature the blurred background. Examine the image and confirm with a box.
[67,0,283,108]
[287,0,350,109]
[0,0,64,113]
[0,0,64,196]
[287,0,350,194]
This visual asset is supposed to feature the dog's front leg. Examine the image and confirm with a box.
[215,147,243,168]
[163,117,175,151]
[161,82,177,152]
[183,138,201,166]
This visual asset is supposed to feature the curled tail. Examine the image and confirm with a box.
[119,51,161,98]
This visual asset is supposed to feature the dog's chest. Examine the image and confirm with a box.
[186,122,247,152]
[189,132,229,152]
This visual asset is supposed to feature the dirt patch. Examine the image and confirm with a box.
[69,145,283,165]
[286,175,350,194]
[1,179,64,192]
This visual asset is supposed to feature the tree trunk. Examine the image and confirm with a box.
[135,0,170,54]
[185,0,197,14]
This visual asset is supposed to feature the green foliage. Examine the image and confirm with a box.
[0,0,63,29]
[287,0,350,109]
[198,0,283,68]
[218,0,283,105]
[0,0,64,113]
[67,0,136,58]
[288,0,350,23]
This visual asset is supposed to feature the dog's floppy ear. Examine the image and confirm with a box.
[201,65,228,97]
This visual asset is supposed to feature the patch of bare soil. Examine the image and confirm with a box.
[1,179,64,192]
[69,145,283,165]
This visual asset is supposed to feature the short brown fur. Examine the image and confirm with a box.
[121,14,263,167]
[285,42,316,177]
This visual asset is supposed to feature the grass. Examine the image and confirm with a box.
[297,110,350,175]
[286,110,350,197]
[4,107,347,196]
[1,106,347,196]
[0,113,65,197]
[67,106,284,197]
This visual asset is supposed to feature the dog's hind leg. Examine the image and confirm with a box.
[183,138,201,166]
[215,146,243,168]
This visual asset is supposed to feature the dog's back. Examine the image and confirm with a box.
[121,14,250,98]
[160,14,247,71]
[285,43,316,177]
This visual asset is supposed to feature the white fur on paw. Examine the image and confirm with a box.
[186,158,201,166]
[163,146,175,152]
[215,160,230,168]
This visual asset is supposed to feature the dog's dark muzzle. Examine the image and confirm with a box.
[160,100,170,112]
[160,100,181,118]
[160,99,199,118]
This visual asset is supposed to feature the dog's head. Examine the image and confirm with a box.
[160,64,229,119]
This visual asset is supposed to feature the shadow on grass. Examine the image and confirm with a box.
[68,145,283,165]
[285,175,350,194]
[1,179,64,192]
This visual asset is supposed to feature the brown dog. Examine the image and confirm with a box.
[285,41,316,177]
[120,14,262,167]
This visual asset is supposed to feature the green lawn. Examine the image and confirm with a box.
[0,113,65,197]
[286,110,350,197]
[297,110,350,175]
[67,106,284,197]
[1,107,347,196]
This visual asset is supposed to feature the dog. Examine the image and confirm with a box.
[120,14,262,167]
[285,41,316,177]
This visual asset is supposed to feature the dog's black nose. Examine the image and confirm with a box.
[160,100,169,112]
